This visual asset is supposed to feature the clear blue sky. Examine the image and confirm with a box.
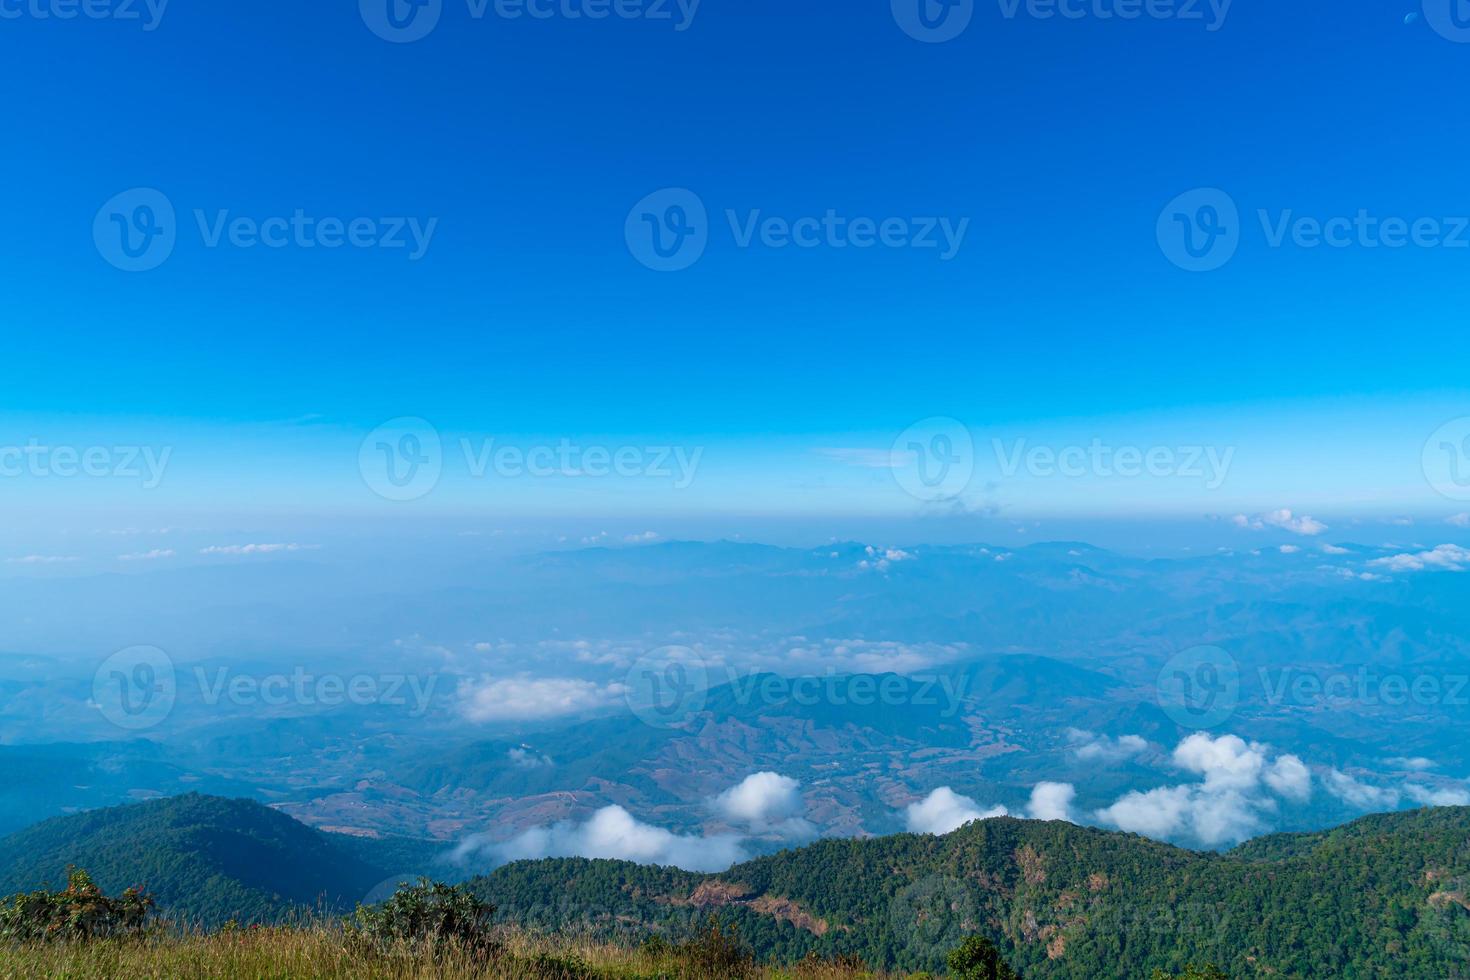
[3,1,1469,531]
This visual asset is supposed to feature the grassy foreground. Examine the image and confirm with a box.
[0,927,902,980]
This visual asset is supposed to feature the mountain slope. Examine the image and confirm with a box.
[474,807,1470,979]
[0,794,438,925]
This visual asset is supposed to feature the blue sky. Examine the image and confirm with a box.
[3,0,1470,539]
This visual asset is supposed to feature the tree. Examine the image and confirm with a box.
[947,935,1021,980]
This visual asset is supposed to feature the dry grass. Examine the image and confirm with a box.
[0,927,907,979]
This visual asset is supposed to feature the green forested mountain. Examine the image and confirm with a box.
[1,795,1467,978]
[0,794,440,926]
[476,808,1470,979]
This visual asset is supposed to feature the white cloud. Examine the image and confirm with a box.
[858,545,915,572]
[457,805,747,873]
[1232,509,1328,536]
[1385,756,1437,772]
[1067,729,1147,764]
[1368,544,1470,573]
[904,787,1007,835]
[1323,769,1401,810]
[1404,783,1470,807]
[118,549,175,561]
[623,531,661,544]
[711,772,814,840]
[4,555,78,564]
[1094,734,1311,846]
[456,676,626,722]
[507,746,552,770]
[1321,543,1350,555]
[1448,514,1470,529]
[1263,755,1312,802]
[1027,782,1076,822]
[199,543,317,556]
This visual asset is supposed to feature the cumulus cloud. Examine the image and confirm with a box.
[1027,782,1076,822]
[1067,729,1147,764]
[712,772,815,840]
[1404,783,1470,807]
[904,787,1008,835]
[507,746,552,770]
[1368,544,1470,573]
[1448,514,1470,528]
[455,805,746,873]
[1263,754,1312,802]
[1323,769,1401,810]
[1321,543,1351,555]
[457,676,626,722]
[198,543,317,555]
[1232,510,1328,536]
[1094,734,1311,846]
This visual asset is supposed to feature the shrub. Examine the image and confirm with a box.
[0,868,155,943]
[677,915,754,977]
[346,878,498,956]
